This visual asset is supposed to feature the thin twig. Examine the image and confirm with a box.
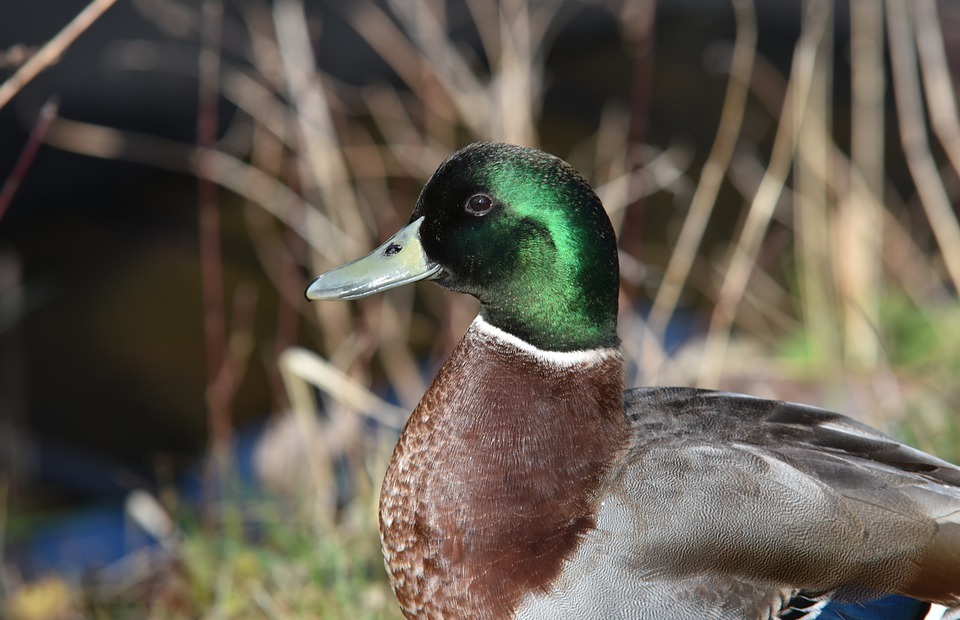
[382,0,490,136]
[493,0,538,144]
[198,0,232,456]
[886,0,960,291]
[274,0,385,366]
[348,2,458,124]
[274,0,362,223]
[842,0,885,368]
[0,474,7,593]
[647,0,757,339]
[0,0,119,110]
[41,116,351,258]
[279,347,406,429]
[698,0,829,387]
[743,48,950,306]
[793,0,837,366]
[0,98,59,222]
[914,0,960,180]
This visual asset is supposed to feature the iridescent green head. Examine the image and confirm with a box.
[307,142,620,352]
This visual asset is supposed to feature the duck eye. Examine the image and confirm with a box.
[465,194,494,217]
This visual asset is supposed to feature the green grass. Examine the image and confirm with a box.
[75,488,403,620]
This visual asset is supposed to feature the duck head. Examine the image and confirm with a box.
[306,142,620,352]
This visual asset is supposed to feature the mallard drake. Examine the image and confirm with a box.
[306,142,960,619]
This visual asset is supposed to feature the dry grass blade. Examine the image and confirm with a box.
[220,67,296,149]
[274,0,365,256]
[197,0,234,461]
[0,0,119,110]
[842,0,885,368]
[742,44,949,317]
[647,0,756,341]
[41,116,350,259]
[914,0,960,180]
[381,0,490,135]
[280,347,406,429]
[698,0,830,387]
[793,0,838,367]
[490,0,537,144]
[886,0,960,291]
[348,3,458,125]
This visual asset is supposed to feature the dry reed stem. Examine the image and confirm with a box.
[743,50,948,317]
[647,0,756,340]
[794,0,838,367]
[355,0,557,144]
[279,348,337,521]
[349,4,457,124]
[464,0,502,67]
[592,105,634,234]
[197,0,235,459]
[914,0,960,181]
[274,0,365,254]
[698,0,829,387]
[275,0,418,370]
[360,88,455,180]
[881,207,950,312]
[243,205,306,310]
[382,0,490,135]
[41,116,351,258]
[0,0,119,110]
[202,149,350,258]
[745,46,952,307]
[493,0,537,145]
[376,296,430,408]
[597,144,694,231]
[221,68,295,148]
[886,0,960,291]
[280,347,406,429]
[208,284,258,430]
[843,0,885,368]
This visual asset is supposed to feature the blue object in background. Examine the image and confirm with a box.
[8,422,265,580]
[819,595,932,620]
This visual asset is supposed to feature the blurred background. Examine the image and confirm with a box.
[1,0,959,617]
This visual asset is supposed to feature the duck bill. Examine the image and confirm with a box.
[305,216,440,301]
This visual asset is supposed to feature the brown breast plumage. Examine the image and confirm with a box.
[378,320,630,619]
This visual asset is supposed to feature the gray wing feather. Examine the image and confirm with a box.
[517,388,960,619]
[615,387,960,603]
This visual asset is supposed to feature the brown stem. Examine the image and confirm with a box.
[0,98,59,222]
[197,0,232,455]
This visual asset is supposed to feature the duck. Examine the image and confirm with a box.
[305,142,960,619]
